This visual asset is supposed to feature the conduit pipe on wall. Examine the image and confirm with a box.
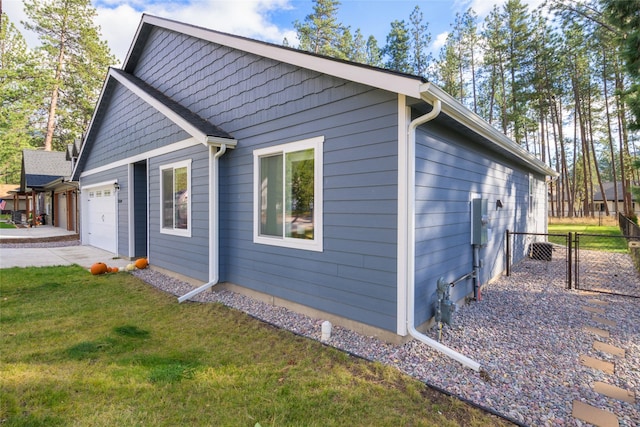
[178,144,228,303]
[406,97,481,372]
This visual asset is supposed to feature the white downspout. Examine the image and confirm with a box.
[405,98,481,372]
[178,144,227,303]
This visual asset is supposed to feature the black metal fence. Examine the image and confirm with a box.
[619,213,640,238]
[506,230,640,298]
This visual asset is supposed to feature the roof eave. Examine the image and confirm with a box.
[420,83,558,178]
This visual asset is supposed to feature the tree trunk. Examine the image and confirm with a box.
[43,23,67,151]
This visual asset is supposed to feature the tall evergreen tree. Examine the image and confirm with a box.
[601,0,640,130]
[294,0,345,58]
[365,35,383,67]
[0,13,42,183]
[23,0,115,151]
[408,5,431,78]
[383,20,411,73]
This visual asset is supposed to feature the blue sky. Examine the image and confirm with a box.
[5,0,544,65]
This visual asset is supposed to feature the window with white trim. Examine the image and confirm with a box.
[253,136,323,251]
[160,160,191,236]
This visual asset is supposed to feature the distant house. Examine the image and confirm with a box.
[18,149,78,230]
[593,181,639,216]
[0,184,22,213]
[72,15,555,352]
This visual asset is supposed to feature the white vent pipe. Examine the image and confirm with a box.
[178,144,227,303]
[405,98,481,372]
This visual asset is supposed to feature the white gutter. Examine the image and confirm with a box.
[178,144,227,303]
[404,95,482,372]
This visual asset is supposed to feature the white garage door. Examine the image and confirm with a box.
[85,185,117,253]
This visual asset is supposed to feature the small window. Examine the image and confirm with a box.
[253,136,323,251]
[89,191,95,198]
[96,190,102,197]
[528,174,535,216]
[103,189,111,197]
[160,160,191,237]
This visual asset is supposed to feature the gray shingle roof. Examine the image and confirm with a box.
[22,150,72,190]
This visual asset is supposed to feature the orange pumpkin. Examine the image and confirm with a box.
[134,258,148,269]
[111,267,119,273]
[90,262,108,275]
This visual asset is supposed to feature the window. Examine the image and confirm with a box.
[160,160,191,236]
[253,136,323,251]
[528,174,535,216]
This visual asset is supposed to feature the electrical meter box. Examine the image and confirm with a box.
[471,198,488,246]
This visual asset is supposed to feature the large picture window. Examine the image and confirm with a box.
[253,136,323,251]
[160,160,191,236]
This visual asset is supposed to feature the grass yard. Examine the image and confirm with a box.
[0,222,16,229]
[0,266,511,427]
[548,219,628,253]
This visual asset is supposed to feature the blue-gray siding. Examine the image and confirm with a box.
[78,24,548,334]
[413,121,546,325]
[128,27,401,331]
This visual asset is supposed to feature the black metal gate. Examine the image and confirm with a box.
[574,233,640,298]
[506,230,640,298]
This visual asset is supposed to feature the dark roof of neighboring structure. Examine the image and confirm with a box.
[593,182,627,202]
[21,150,72,191]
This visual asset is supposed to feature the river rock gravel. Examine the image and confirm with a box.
[130,254,640,427]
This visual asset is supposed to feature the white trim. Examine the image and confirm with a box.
[159,159,192,238]
[80,138,200,178]
[253,136,324,252]
[396,96,408,336]
[81,180,117,190]
[127,164,135,257]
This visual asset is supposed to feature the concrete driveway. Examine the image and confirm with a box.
[0,225,129,269]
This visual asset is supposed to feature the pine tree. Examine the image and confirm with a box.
[383,20,411,74]
[23,0,116,151]
[365,35,382,67]
[0,13,42,183]
[408,6,431,78]
[294,0,344,57]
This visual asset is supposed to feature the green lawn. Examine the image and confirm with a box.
[0,266,510,427]
[0,221,16,229]
[548,223,628,253]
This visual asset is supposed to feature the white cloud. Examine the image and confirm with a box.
[432,31,449,51]
[99,0,297,64]
[4,0,297,66]
[453,0,547,19]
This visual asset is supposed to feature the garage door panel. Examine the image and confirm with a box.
[85,186,117,253]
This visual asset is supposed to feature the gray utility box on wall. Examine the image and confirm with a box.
[471,198,488,246]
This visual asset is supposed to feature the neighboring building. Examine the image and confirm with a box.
[593,181,639,216]
[72,15,555,348]
[19,149,78,231]
[0,184,22,213]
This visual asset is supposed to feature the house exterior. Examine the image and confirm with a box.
[18,150,78,230]
[0,184,23,213]
[593,181,638,216]
[72,15,555,345]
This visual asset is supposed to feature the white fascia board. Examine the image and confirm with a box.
[142,15,425,99]
[421,83,557,178]
[79,138,200,179]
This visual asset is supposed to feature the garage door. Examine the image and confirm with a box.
[85,185,117,253]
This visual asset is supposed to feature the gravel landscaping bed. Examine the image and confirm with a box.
[131,256,639,427]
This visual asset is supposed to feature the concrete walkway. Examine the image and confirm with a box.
[0,225,129,270]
